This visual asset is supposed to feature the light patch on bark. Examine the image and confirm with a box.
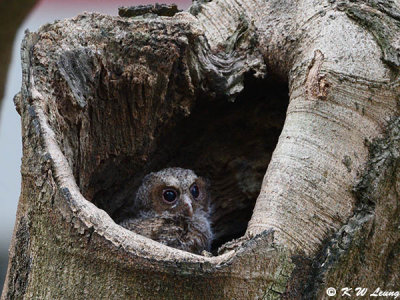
[305,50,329,100]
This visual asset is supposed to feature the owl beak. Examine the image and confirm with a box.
[182,195,193,217]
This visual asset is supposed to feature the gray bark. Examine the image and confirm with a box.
[2,0,400,299]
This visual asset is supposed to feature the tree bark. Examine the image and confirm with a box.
[2,0,400,299]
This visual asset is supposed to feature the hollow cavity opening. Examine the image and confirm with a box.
[87,75,289,253]
[62,72,290,254]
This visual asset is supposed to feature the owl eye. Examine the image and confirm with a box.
[190,184,200,199]
[162,189,177,203]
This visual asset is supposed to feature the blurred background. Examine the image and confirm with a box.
[0,0,191,290]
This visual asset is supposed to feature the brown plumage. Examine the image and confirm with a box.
[119,168,213,254]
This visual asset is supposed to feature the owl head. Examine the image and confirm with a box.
[135,168,210,217]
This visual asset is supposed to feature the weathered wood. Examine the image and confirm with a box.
[2,0,400,299]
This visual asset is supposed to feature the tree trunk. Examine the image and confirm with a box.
[2,0,400,299]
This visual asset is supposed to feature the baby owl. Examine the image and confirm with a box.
[119,168,213,254]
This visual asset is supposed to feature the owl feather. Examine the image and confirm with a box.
[119,168,213,254]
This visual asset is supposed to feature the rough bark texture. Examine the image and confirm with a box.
[2,0,400,299]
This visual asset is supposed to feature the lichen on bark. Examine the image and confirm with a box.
[303,116,400,298]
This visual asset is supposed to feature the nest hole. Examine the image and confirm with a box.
[62,72,289,253]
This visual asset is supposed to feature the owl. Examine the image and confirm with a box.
[119,168,213,254]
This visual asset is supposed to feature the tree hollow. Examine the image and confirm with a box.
[56,65,288,252]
